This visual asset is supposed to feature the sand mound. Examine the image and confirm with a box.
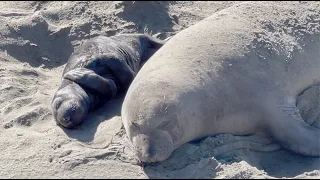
[0,1,319,179]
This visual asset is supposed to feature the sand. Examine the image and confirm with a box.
[0,1,319,179]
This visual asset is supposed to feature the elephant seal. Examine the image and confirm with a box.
[52,34,166,128]
[121,1,320,163]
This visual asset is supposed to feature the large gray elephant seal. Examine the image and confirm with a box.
[52,34,166,128]
[121,1,320,163]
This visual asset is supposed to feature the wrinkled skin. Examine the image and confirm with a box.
[52,34,167,128]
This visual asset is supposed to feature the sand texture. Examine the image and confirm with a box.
[0,1,319,179]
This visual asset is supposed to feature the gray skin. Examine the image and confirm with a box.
[52,34,166,128]
[121,1,320,163]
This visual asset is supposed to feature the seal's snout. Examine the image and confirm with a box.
[132,131,174,163]
[133,134,157,163]
[53,100,88,129]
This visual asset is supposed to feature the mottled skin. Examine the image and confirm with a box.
[52,34,166,128]
[121,2,320,163]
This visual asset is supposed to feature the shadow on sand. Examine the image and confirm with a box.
[116,1,178,36]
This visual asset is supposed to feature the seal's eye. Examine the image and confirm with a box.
[53,98,63,110]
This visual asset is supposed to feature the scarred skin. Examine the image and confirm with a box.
[52,34,166,128]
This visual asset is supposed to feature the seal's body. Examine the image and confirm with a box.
[121,2,320,163]
[52,34,166,128]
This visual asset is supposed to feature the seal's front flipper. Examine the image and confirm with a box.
[267,102,320,156]
[63,68,117,99]
[144,34,167,49]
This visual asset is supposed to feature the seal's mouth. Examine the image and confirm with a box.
[59,116,72,127]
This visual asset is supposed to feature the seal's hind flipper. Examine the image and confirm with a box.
[63,68,117,99]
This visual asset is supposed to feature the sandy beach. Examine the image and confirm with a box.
[0,1,319,178]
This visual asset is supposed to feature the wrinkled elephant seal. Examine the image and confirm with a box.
[121,1,320,163]
[52,34,166,128]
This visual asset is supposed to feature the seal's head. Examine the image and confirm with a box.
[122,81,184,163]
[52,83,90,128]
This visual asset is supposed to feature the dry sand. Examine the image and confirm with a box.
[0,1,319,179]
